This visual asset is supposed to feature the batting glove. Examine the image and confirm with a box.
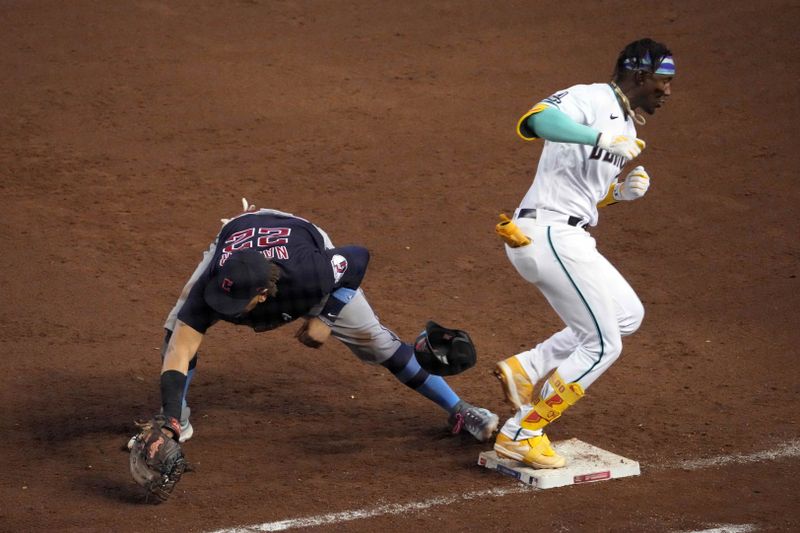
[613,166,651,201]
[220,197,257,225]
[597,132,646,160]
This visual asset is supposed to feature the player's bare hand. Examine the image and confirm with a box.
[597,132,645,160]
[295,317,331,348]
[614,166,651,201]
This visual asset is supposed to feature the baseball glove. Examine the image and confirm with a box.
[129,415,186,503]
[414,321,477,376]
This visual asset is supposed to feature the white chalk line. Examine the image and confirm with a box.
[669,439,800,471]
[208,438,800,533]
[206,486,532,532]
[674,524,758,533]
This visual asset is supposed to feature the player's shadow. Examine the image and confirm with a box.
[13,359,493,509]
[78,472,153,505]
[19,351,492,488]
[77,467,201,505]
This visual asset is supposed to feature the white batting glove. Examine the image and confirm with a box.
[221,197,258,225]
[613,166,651,201]
[597,132,646,160]
[241,197,258,212]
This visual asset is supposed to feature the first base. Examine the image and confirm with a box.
[478,438,640,489]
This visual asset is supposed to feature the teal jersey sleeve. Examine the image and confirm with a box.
[524,105,600,146]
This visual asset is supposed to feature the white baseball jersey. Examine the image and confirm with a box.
[499,82,647,442]
[518,83,637,226]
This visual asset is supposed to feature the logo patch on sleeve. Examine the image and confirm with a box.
[330,254,348,283]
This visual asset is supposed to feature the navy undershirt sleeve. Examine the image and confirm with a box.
[176,277,217,334]
[318,246,370,322]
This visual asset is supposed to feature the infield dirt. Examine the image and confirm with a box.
[2,1,799,532]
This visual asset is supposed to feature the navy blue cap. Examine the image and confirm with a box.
[204,249,273,316]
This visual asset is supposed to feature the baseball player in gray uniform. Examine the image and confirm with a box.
[492,39,675,468]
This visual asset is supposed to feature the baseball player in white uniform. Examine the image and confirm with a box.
[493,38,675,468]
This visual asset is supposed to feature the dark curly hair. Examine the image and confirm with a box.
[612,38,672,80]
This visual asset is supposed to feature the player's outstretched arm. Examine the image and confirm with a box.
[521,105,645,160]
[160,320,204,433]
[128,320,202,502]
[162,320,204,374]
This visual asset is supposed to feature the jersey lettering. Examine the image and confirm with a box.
[263,246,289,260]
[222,228,256,253]
[257,227,291,247]
[589,146,626,170]
[219,245,291,267]
[223,227,292,254]
[542,91,568,106]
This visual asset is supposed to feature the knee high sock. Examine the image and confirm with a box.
[163,328,196,412]
[381,343,460,412]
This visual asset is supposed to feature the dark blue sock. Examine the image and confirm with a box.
[381,343,460,412]
[162,330,196,409]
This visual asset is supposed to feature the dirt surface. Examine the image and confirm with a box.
[2,1,799,532]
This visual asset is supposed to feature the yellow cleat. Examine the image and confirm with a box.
[494,432,566,469]
[493,355,535,410]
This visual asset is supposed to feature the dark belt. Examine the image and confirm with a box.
[518,209,586,228]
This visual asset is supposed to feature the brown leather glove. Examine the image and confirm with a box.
[129,415,186,503]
